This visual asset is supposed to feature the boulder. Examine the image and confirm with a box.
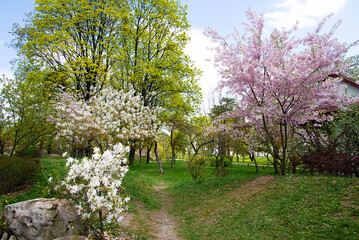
[53,236,88,240]
[4,198,87,240]
[1,232,8,240]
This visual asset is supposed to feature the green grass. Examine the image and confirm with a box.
[1,157,358,240]
[235,156,273,165]
[123,160,358,240]
[0,157,67,206]
[169,172,359,240]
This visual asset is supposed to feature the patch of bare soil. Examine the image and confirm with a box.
[121,182,182,240]
[1,183,33,197]
[149,183,182,240]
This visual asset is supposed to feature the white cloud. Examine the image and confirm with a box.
[184,27,222,113]
[264,0,346,29]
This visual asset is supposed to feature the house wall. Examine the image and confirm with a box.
[345,84,359,97]
[338,82,359,97]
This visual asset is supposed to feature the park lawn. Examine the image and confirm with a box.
[1,158,358,240]
[125,160,358,240]
[171,172,358,240]
[236,156,273,165]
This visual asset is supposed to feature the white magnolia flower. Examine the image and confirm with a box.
[59,143,130,227]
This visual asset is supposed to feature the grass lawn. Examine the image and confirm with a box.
[0,157,67,206]
[234,156,273,166]
[1,157,358,240]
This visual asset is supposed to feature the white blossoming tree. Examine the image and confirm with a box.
[49,86,161,239]
[51,87,160,160]
[52,143,130,239]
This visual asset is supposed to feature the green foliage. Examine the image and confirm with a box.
[0,157,67,206]
[12,0,128,99]
[291,104,359,176]
[188,156,208,180]
[329,104,359,155]
[209,97,235,120]
[114,0,201,116]
[13,0,201,108]
[345,55,359,79]
[0,75,54,156]
[16,146,41,158]
[208,156,232,167]
[186,116,213,157]
[0,202,7,233]
[0,156,40,194]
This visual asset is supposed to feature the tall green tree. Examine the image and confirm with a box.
[114,0,201,165]
[12,0,201,165]
[114,0,201,109]
[186,116,213,160]
[167,116,189,168]
[209,98,235,177]
[0,74,54,156]
[12,0,128,100]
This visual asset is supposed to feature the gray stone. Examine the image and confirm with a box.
[9,236,17,240]
[53,236,88,240]
[4,198,87,240]
[1,232,8,240]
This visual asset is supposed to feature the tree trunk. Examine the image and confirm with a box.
[262,114,281,175]
[218,155,224,177]
[154,141,163,174]
[129,146,136,166]
[171,144,175,169]
[250,153,259,175]
[99,208,105,240]
[146,145,151,163]
[170,129,175,169]
[0,138,4,155]
[139,148,142,164]
[273,157,279,174]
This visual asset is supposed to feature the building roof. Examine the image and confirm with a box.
[329,74,359,89]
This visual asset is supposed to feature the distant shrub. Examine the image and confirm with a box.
[188,156,208,180]
[16,146,41,158]
[296,149,359,177]
[292,120,359,177]
[0,156,40,194]
[209,156,232,167]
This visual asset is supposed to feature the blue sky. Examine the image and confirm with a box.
[0,0,358,105]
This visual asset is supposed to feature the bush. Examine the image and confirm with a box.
[0,156,40,194]
[296,149,359,177]
[292,122,359,177]
[188,156,208,180]
[16,146,41,158]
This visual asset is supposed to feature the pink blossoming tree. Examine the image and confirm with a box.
[206,9,358,175]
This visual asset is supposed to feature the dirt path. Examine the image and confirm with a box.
[121,183,182,240]
[149,183,182,240]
